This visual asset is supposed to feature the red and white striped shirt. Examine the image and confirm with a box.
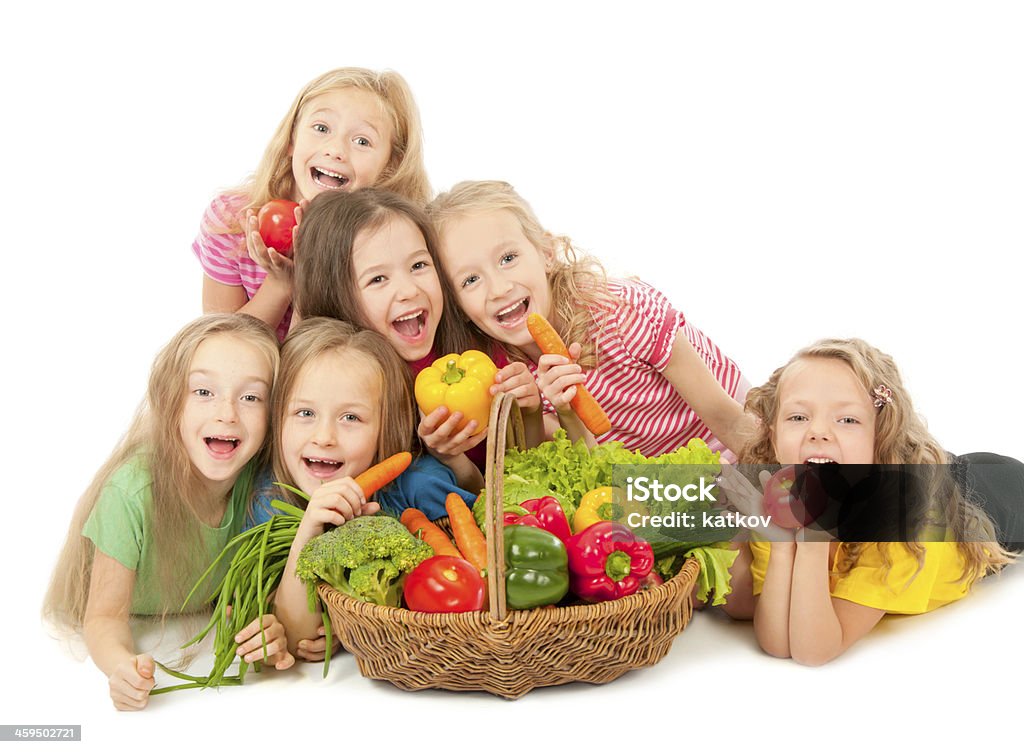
[535,279,747,458]
[192,193,293,341]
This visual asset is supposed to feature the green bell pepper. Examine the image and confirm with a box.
[504,525,570,609]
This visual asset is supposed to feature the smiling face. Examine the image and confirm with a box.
[350,214,443,362]
[438,209,553,358]
[772,357,877,465]
[289,87,393,202]
[280,349,381,496]
[180,334,273,498]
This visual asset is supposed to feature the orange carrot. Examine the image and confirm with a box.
[526,313,612,436]
[400,508,461,558]
[354,452,412,498]
[445,493,488,573]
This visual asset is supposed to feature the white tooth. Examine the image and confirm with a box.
[394,311,422,322]
[315,167,347,181]
[497,299,526,317]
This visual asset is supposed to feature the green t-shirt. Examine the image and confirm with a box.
[82,455,253,615]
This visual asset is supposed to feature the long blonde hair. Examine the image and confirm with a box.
[204,67,430,235]
[426,180,618,369]
[44,314,280,630]
[742,338,1015,584]
[269,318,417,509]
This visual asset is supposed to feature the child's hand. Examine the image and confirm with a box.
[245,208,296,283]
[108,653,155,712]
[296,624,343,662]
[536,342,587,413]
[298,477,380,539]
[490,362,541,414]
[418,406,486,459]
[716,467,794,542]
[235,614,295,670]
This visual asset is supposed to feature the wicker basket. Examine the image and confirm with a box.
[319,392,700,698]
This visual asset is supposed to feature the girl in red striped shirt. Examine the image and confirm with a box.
[427,180,753,458]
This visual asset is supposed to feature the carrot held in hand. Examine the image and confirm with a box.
[446,493,488,574]
[400,508,461,558]
[526,313,612,436]
[354,452,412,498]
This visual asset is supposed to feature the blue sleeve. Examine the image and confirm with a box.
[375,454,477,521]
[245,468,281,530]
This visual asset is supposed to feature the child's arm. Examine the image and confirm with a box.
[202,275,292,332]
[753,541,797,658]
[786,541,885,666]
[82,552,155,711]
[660,331,755,454]
[418,409,485,491]
[273,478,378,657]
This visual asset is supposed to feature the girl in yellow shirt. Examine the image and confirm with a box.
[718,338,1016,665]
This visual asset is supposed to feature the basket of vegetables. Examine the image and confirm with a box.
[314,392,720,699]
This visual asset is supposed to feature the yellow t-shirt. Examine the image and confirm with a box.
[748,540,971,614]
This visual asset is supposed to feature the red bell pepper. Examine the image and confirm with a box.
[502,496,572,543]
[566,521,655,602]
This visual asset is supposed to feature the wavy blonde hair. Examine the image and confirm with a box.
[426,180,618,369]
[44,314,280,631]
[269,318,418,510]
[204,67,430,235]
[742,338,1014,585]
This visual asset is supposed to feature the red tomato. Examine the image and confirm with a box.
[403,556,486,613]
[763,465,827,529]
[257,199,300,255]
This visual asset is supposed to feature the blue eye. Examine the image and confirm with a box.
[461,274,479,288]
[296,409,314,418]
[500,251,517,265]
[342,413,360,423]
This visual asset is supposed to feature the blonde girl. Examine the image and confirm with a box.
[44,314,289,711]
[718,338,1016,664]
[427,180,751,457]
[250,317,476,659]
[294,188,543,487]
[194,67,430,341]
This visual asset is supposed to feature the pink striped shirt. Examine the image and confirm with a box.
[533,279,747,458]
[192,193,293,341]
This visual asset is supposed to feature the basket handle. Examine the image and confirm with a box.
[484,392,526,621]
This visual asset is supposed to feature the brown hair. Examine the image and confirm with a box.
[269,317,417,508]
[203,67,430,236]
[426,180,618,369]
[742,338,1015,585]
[293,188,476,357]
[44,314,280,630]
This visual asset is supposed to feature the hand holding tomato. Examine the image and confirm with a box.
[258,199,300,255]
[763,466,827,530]
[403,556,486,613]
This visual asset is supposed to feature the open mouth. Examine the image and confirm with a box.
[304,456,343,479]
[311,167,350,190]
[804,457,838,465]
[391,310,427,340]
[495,297,529,327]
[205,436,240,457]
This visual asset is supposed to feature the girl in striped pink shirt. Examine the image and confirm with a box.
[193,68,431,341]
[428,180,753,459]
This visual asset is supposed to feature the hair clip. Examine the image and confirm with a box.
[872,384,894,409]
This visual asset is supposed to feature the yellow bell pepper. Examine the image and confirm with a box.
[574,486,618,533]
[414,350,498,436]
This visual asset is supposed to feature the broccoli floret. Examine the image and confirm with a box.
[295,516,433,607]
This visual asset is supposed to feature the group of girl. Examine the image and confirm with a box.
[45,67,1021,710]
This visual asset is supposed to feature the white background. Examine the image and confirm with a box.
[3,1,1022,750]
